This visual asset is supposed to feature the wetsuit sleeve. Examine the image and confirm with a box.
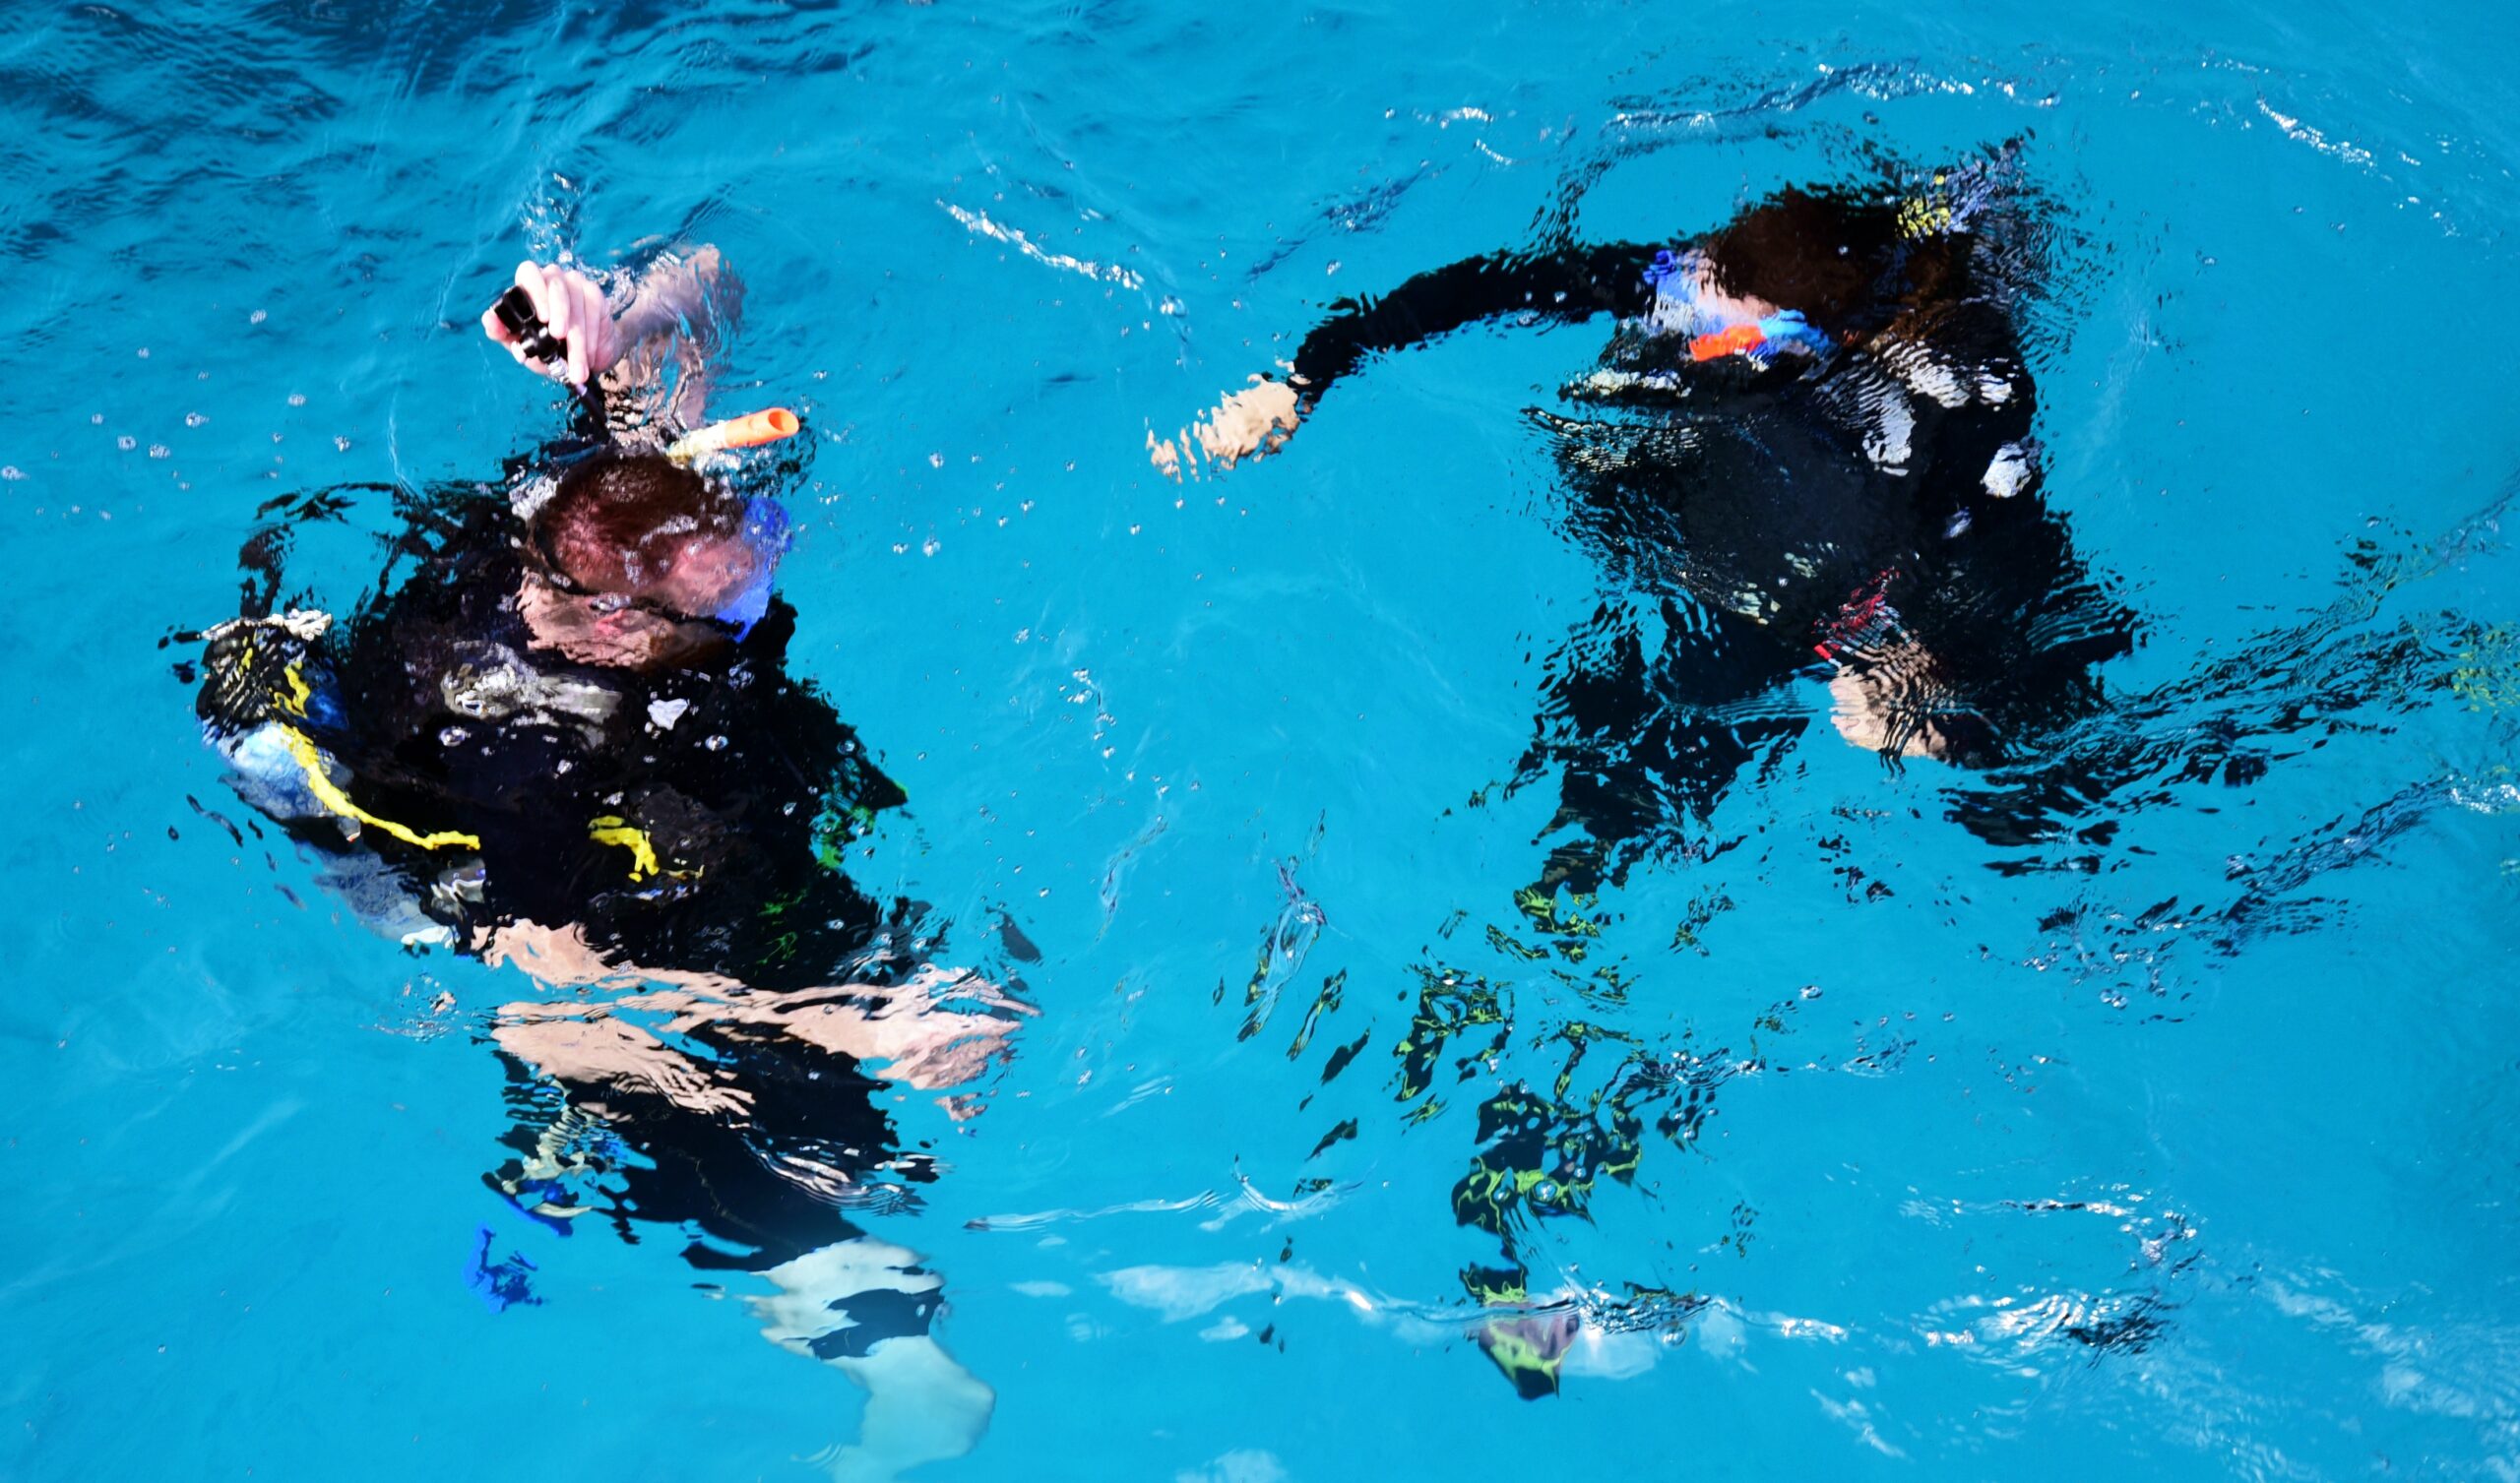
[193,616,479,947]
[1287,241,1662,399]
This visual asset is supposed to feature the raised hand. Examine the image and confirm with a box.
[480,259,621,389]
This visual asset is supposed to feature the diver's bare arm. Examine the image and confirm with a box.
[482,923,1030,1094]
[598,245,746,430]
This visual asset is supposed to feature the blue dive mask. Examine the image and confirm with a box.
[710,494,791,637]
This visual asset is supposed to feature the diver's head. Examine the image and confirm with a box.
[1703,186,1907,331]
[534,454,760,621]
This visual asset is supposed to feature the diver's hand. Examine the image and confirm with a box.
[1829,641,1981,763]
[1147,375,1301,480]
[480,260,621,390]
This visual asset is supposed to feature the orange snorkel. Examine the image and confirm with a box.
[1687,323,1771,361]
[665,407,801,464]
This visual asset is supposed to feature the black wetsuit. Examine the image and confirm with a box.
[1278,160,2133,889]
[195,480,981,1305]
[204,486,909,982]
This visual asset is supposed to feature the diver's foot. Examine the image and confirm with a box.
[1476,1309,1583,1399]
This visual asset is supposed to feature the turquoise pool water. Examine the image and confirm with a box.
[6,1,2520,1478]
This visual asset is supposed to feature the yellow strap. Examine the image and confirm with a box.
[277,725,480,851]
[587,816,661,882]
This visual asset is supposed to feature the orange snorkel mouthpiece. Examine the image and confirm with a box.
[665,407,801,463]
[1688,323,1769,362]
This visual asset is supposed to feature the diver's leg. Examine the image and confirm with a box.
[747,1238,994,1482]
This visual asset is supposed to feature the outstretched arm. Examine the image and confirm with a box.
[1150,240,1660,477]
[1288,241,1660,397]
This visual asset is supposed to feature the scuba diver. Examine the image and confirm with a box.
[190,246,1019,1480]
[1153,141,2134,1393]
[1155,139,2135,898]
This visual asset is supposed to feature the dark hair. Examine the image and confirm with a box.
[1705,186,1964,331]
[533,454,743,596]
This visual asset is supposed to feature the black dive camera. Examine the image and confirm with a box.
[490,284,566,362]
